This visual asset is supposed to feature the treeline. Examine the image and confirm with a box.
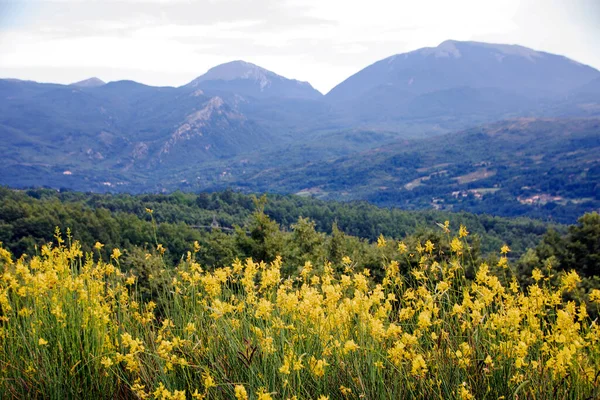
[1,187,598,298]
[4,187,554,253]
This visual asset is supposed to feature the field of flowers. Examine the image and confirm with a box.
[0,226,599,399]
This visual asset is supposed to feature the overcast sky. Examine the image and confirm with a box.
[0,0,599,93]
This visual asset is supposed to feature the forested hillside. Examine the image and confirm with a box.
[0,187,556,263]
[227,118,600,223]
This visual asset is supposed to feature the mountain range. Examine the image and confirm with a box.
[1,40,599,222]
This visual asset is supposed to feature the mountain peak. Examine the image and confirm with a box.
[185,60,322,99]
[198,60,278,81]
[70,77,105,88]
[424,39,462,58]
[416,40,544,61]
[193,60,274,90]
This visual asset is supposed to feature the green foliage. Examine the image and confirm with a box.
[234,199,285,264]
[287,217,326,268]
[515,212,600,316]
[327,221,345,267]
[0,187,564,279]
[524,212,600,278]
[563,212,600,277]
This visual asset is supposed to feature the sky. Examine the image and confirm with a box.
[0,0,599,94]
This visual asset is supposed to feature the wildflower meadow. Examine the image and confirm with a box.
[0,225,599,399]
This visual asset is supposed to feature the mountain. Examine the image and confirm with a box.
[324,40,600,130]
[185,60,323,100]
[0,58,338,192]
[181,61,332,137]
[71,77,106,88]
[573,77,600,101]
[0,77,276,192]
[327,40,599,101]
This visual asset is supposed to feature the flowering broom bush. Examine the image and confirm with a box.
[0,226,599,399]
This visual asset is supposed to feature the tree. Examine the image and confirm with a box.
[565,212,600,277]
[328,221,345,267]
[287,216,325,268]
[235,195,284,263]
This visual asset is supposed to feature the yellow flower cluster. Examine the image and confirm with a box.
[0,228,598,399]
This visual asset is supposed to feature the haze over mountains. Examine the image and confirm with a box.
[1,40,599,222]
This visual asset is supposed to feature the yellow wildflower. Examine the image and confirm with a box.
[425,240,435,253]
[590,289,600,304]
[234,385,248,400]
[100,356,113,368]
[131,379,148,399]
[532,268,543,282]
[438,220,450,234]
[172,391,186,400]
[203,372,216,390]
[343,340,359,354]
[256,388,273,400]
[498,257,508,269]
[411,354,427,376]
[561,270,581,291]
[458,383,474,400]
[310,357,329,378]
[397,242,408,254]
[450,238,463,254]
[111,248,122,260]
[484,355,494,367]
[340,386,352,396]
[436,281,449,293]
